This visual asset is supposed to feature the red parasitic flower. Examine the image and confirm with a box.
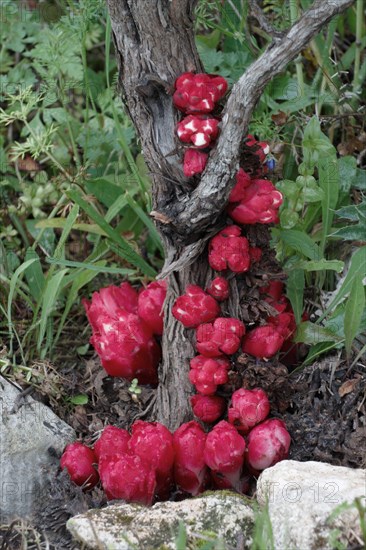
[129,421,175,499]
[268,311,296,340]
[228,178,283,225]
[99,453,156,505]
[260,281,285,302]
[228,169,252,203]
[228,388,270,433]
[177,115,219,148]
[173,421,208,496]
[206,276,230,301]
[208,225,251,273]
[190,394,226,423]
[249,246,263,264]
[246,134,270,163]
[196,317,245,357]
[60,442,99,489]
[94,425,130,461]
[189,355,230,395]
[242,324,284,359]
[173,72,228,114]
[138,280,167,335]
[204,421,246,491]
[183,148,208,177]
[172,285,220,328]
[246,418,291,471]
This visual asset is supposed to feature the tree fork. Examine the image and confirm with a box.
[105,0,355,430]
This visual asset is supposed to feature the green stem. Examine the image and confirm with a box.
[353,0,364,92]
[289,0,305,98]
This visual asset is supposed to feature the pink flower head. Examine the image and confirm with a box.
[228,388,270,433]
[268,312,296,340]
[173,72,228,114]
[189,355,230,395]
[191,394,226,423]
[183,148,208,177]
[129,421,175,499]
[228,178,283,225]
[99,453,156,505]
[206,277,230,301]
[82,282,138,332]
[172,284,220,328]
[84,304,161,383]
[228,169,252,203]
[138,280,167,335]
[60,442,99,489]
[204,421,246,491]
[173,421,208,496]
[208,225,251,273]
[196,317,245,357]
[94,425,130,461]
[177,115,219,148]
[242,324,284,359]
[247,418,291,471]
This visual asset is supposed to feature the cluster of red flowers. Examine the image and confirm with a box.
[61,72,296,507]
[61,400,290,504]
[83,280,167,384]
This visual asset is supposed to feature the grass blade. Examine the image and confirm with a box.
[24,248,45,301]
[286,269,305,325]
[344,275,365,358]
[318,156,339,255]
[37,269,68,352]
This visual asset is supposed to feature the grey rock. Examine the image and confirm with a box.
[67,492,255,549]
[0,375,75,522]
[257,460,366,550]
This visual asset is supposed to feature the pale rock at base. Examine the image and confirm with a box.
[67,492,255,549]
[257,460,366,550]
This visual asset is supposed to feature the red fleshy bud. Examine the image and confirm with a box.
[183,148,208,177]
[196,317,245,357]
[242,325,284,359]
[99,453,156,505]
[208,225,251,273]
[138,280,167,335]
[247,418,291,471]
[260,281,284,302]
[129,421,175,499]
[228,178,283,225]
[268,312,296,340]
[94,425,130,461]
[172,285,220,328]
[173,73,227,114]
[177,115,219,148]
[229,169,252,203]
[60,442,99,489]
[190,394,226,423]
[249,247,262,264]
[173,421,208,496]
[228,388,270,433]
[246,135,270,163]
[189,355,230,395]
[206,276,230,301]
[204,421,246,491]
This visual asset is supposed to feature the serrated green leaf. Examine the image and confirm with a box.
[286,269,304,325]
[344,276,365,358]
[294,321,342,345]
[337,156,357,194]
[331,225,366,241]
[292,259,344,272]
[275,229,322,260]
[352,168,366,190]
[335,202,366,222]
[319,247,366,321]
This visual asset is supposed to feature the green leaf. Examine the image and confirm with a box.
[352,168,366,190]
[337,156,357,194]
[292,259,344,272]
[294,321,342,345]
[330,225,366,241]
[344,276,365,358]
[37,269,68,351]
[36,219,107,236]
[24,248,45,301]
[7,258,37,332]
[302,187,324,202]
[47,257,135,275]
[335,202,366,222]
[318,156,339,254]
[274,229,322,260]
[303,341,343,365]
[68,394,89,405]
[319,247,366,321]
[66,188,156,277]
[76,344,89,356]
[286,269,304,325]
[85,178,124,208]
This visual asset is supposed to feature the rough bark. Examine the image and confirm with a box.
[105,0,354,430]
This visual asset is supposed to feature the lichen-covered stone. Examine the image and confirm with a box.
[0,376,75,522]
[67,491,255,549]
[257,460,366,550]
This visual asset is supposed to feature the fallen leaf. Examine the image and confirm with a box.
[338,378,359,397]
[272,111,288,126]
